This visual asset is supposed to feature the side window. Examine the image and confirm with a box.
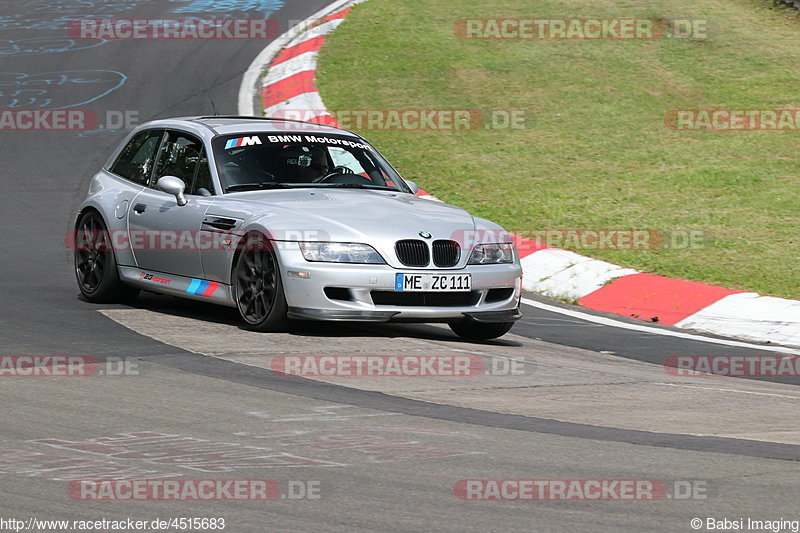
[110,130,163,185]
[152,131,212,195]
[192,152,214,196]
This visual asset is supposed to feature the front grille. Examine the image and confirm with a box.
[432,240,461,267]
[371,291,478,307]
[395,239,429,267]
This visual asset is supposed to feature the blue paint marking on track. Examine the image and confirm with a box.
[0,0,139,31]
[0,38,107,56]
[0,0,285,30]
[0,70,127,109]
[169,0,285,13]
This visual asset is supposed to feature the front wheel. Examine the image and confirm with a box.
[449,320,514,340]
[74,211,139,303]
[233,236,288,332]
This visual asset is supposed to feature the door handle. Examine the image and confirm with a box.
[133,203,147,214]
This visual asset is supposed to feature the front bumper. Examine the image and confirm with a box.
[286,307,523,323]
[278,245,523,323]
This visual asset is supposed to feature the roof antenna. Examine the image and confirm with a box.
[196,70,218,116]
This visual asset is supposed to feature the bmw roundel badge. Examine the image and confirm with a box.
[419,231,432,239]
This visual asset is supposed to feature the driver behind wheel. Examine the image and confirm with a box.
[283,145,329,182]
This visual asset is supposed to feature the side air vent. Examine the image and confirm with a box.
[202,216,239,231]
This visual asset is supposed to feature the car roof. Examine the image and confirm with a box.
[173,116,358,137]
[105,116,372,171]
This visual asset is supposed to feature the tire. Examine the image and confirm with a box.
[449,320,514,340]
[233,234,289,332]
[74,211,139,304]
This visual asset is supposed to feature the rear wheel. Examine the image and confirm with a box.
[74,211,139,303]
[233,235,288,332]
[449,320,514,340]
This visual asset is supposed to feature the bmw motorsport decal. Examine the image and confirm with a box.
[224,136,262,149]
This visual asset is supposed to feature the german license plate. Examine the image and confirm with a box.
[395,273,471,292]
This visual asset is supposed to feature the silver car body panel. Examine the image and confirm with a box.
[127,188,216,279]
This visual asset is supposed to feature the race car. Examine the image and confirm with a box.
[73,116,522,339]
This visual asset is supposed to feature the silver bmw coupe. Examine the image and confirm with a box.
[73,117,522,339]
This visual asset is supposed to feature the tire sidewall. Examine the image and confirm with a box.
[75,212,122,302]
[234,238,288,331]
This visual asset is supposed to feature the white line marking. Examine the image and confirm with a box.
[246,408,400,422]
[520,297,799,354]
[654,382,800,400]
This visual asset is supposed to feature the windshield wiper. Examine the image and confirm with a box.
[225,182,293,192]
[321,183,388,190]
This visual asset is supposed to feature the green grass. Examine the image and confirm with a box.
[316,0,800,298]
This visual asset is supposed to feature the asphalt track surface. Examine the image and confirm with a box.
[1,2,799,532]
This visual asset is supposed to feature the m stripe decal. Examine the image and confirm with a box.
[187,279,219,297]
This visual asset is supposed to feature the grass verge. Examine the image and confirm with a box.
[317,0,800,298]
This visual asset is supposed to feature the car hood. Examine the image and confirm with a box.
[221,188,480,243]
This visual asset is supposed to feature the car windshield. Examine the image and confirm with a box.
[212,132,410,194]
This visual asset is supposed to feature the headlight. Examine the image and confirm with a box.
[468,243,515,264]
[298,242,386,264]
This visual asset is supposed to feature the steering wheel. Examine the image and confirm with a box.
[313,166,355,183]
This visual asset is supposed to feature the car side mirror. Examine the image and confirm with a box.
[404,179,419,195]
[157,176,188,206]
